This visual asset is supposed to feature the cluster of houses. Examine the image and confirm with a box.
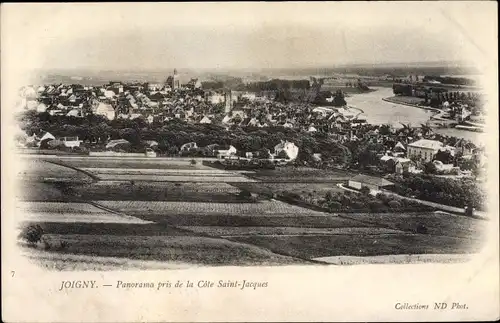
[17,78,221,124]
[377,135,486,177]
[15,129,83,150]
[219,98,364,132]
[15,71,487,177]
[16,69,368,133]
[178,139,299,164]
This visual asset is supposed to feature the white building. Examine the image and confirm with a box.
[104,90,116,99]
[180,142,197,152]
[37,131,56,146]
[274,140,299,161]
[348,174,394,193]
[66,109,81,117]
[59,136,82,148]
[217,145,237,159]
[95,102,116,120]
[308,126,318,133]
[241,92,257,101]
[199,116,212,124]
[209,93,225,105]
[407,139,443,162]
[148,83,164,91]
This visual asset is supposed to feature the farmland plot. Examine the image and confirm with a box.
[16,181,67,201]
[95,200,331,217]
[73,182,249,202]
[37,234,307,266]
[18,159,92,182]
[233,182,344,197]
[232,233,481,259]
[251,167,354,183]
[95,174,256,182]
[79,168,250,175]
[16,202,151,224]
[53,158,214,170]
[340,212,486,239]
[130,213,375,228]
[22,249,195,271]
[23,222,187,236]
[180,226,404,237]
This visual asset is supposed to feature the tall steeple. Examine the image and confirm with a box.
[225,90,232,113]
[172,69,180,89]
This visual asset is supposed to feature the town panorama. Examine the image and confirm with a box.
[14,64,488,269]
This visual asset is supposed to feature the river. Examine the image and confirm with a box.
[347,87,485,143]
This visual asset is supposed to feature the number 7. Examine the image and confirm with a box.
[11,271,15,277]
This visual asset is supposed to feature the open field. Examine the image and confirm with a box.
[33,234,308,266]
[340,212,487,239]
[250,167,354,183]
[127,213,373,228]
[41,157,215,170]
[71,181,249,203]
[231,233,480,259]
[179,226,403,237]
[21,221,185,236]
[15,155,486,268]
[17,201,107,214]
[232,182,344,197]
[94,200,332,217]
[22,249,195,271]
[16,202,152,224]
[313,253,476,265]
[95,173,257,182]
[79,168,251,175]
[18,159,93,182]
[16,181,68,201]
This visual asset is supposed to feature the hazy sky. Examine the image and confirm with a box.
[2,2,497,71]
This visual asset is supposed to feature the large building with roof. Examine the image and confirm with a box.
[348,174,394,192]
[407,139,443,162]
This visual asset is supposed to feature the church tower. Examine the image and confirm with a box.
[225,90,232,114]
[172,69,180,90]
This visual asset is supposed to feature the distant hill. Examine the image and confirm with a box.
[29,61,480,86]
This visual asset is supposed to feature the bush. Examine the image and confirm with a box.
[238,190,252,199]
[58,241,69,250]
[416,223,428,234]
[368,201,385,212]
[190,159,197,165]
[281,191,301,200]
[328,201,343,211]
[360,186,371,195]
[388,200,402,209]
[351,201,365,210]
[18,224,44,245]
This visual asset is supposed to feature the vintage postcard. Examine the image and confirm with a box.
[1,2,498,322]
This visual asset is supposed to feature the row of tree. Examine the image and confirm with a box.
[18,111,353,165]
[282,188,431,213]
[387,173,486,210]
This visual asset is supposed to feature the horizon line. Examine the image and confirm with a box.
[33,60,474,72]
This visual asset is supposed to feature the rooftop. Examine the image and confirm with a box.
[408,139,443,150]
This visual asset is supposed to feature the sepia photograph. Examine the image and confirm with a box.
[2,2,498,322]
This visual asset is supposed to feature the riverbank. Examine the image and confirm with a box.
[382,96,441,113]
[346,88,482,143]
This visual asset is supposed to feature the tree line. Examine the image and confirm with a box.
[17,111,352,165]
